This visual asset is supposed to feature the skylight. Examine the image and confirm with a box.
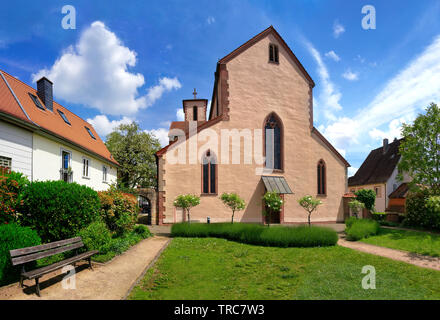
[29,93,45,110]
[57,110,71,125]
[85,126,96,140]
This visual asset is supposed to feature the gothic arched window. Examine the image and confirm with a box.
[202,150,217,194]
[317,160,326,195]
[264,113,283,170]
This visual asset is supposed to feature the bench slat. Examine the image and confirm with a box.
[9,237,82,257]
[22,250,98,280]
[11,242,84,266]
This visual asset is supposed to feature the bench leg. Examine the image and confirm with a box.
[19,276,24,288]
[35,278,41,297]
[88,257,93,270]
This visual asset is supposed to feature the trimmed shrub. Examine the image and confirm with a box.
[171,223,338,247]
[0,223,41,286]
[19,181,101,242]
[78,221,112,254]
[98,187,139,235]
[133,225,152,239]
[372,212,387,222]
[345,216,358,228]
[0,167,29,224]
[404,190,440,230]
[345,219,380,241]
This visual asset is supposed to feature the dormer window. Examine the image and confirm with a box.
[29,93,45,111]
[269,43,279,63]
[85,126,96,140]
[193,106,198,121]
[57,110,71,125]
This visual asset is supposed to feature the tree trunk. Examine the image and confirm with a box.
[187,209,191,224]
[268,211,271,227]
[308,212,311,227]
[231,210,235,224]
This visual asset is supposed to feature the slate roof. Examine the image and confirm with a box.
[262,176,293,194]
[348,138,403,186]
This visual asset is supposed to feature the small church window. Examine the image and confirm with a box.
[202,150,217,194]
[193,106,198,121]
[269,44,279,63]
[317,160,326,195]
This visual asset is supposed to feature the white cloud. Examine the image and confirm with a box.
[176,108,185,121]
[146,128,169,147]
[333,21,345,38]
[342,69,359,81]
[32,21,181,116]
[325,50,340,62]
[86,114,133,139]
[207,16,215,24]
[348,167,359,177]
[306,42,342,121]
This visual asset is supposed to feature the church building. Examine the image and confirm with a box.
[155,26,350,225]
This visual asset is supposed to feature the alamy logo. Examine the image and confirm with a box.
[61,5,76,30]
[361,265,376,289]
[362,5,376,30]
[61,265,76,290]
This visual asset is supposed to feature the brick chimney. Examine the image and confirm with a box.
[383,138,389,154]
[37,77,53,112]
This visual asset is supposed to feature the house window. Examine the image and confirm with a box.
[264,113,282,170]
[202,150,217,194]
[0,156,12,170]
[193,106,198,121]
[102,166,108,182]
[85,126,96,140]
[317,160,326,195]
[350,189,355,193]
[57,110,71,125]
[29,93,45,110]
[60,150,72,183]
[82,157,90,178]
[269,43,279,63]
[375,186,381,198]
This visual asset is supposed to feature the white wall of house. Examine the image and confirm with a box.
[386,164,412,199]
[0,119,33,179]
[32,133,116,191]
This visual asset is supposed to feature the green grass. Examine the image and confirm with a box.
[128,237,440,300]
[360,228,440,257]
[171,223,338,247]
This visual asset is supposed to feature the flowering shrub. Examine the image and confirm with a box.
[262,192,283,226]
[0,167,29,224]
[98,187,139,235]
[173,194,200,223]
[298,195,323,226]
[220,192,246,223]
[348,200,365,219]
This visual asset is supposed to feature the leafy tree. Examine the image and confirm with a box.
[105,122,161,189]
[398,103,440,194]
[262,192,283,227]
[173,194,200,224]
[298,195,323,226]
[354,189,376,211]
[348,200,365,219]
[220,192,246,223]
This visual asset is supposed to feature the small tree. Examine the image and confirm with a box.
[173,194,200,224]
[348,200,365,218]
[220,192,246,224]
[354,189,376,212]
[298,195,322,226]
[262,192,283,227]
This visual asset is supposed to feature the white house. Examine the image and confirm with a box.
[0,69,118,190]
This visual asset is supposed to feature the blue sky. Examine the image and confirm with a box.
[1,0,440,175]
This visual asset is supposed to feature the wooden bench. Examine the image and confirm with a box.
[9,237,98,296]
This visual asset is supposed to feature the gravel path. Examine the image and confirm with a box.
[338,237,440,271]
[0,236,170,300]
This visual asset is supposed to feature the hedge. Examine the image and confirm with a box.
[19,181,101,242]
[0,223,41,286]
[345,219,380,241]
[171,223,338,247]
[404,189,440,230]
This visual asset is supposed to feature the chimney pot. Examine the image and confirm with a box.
[383,138,389,153]
[37,77,53,112]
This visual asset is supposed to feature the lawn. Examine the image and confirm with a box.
[360,228,440,257]
[128,237,440,300]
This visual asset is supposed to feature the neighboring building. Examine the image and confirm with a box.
[155,26,350,225]
[0,69,118,190]
[348,138,411,212]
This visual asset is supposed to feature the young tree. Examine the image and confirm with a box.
[220,192,246,223]
[348,200,365,219]
[173,194,200,224]
[105,122,161,189]
[298,195,322,226]
[354,189,376,212]
[398,103,440,194]
[262,191,283,227]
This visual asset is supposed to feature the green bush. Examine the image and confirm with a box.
[345,219,380,241]
[133,225,152,239]
[0,168,29,224]
[372,212,387,221]
[78,221,112,254]
[98,187,139,235]
[345,216,358,228]
[0,223,41,286]
[404,190,440,230]
[171,223,338,247]
[19,181,101,242]
[355,189,376,211]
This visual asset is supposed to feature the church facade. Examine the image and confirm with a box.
[155,26,350,225]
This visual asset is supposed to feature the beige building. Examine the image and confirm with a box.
[155,26,350,225]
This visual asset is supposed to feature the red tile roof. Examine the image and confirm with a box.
[0,69,118,166]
